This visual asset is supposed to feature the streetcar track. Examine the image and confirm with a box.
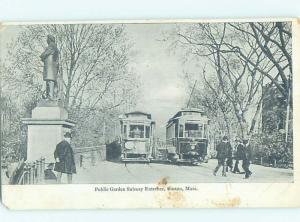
[124,164,136,177]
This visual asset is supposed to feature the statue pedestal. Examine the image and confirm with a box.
[22,101,76,163]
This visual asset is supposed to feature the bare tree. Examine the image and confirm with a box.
[7,24,137,112]
[227,22,292,103]
[225,22,292,140]
[176,23,265,138]
[186,68,234,137]
[3,24,140,148]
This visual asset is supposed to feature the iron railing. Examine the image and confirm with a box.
[15,158,46,185]
[9,144,107,185]
[74,145,106,168]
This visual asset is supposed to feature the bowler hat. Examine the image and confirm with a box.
[222,136,229,141]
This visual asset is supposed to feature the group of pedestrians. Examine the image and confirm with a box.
[213,136,253,179]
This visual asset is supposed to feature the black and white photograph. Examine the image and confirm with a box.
[0,20,294,188]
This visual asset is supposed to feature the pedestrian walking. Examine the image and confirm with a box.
[213,136,232,177]
[242,139,253,179]
[226,142,233,172]
[54,132,76,184]
[233,139,244,174]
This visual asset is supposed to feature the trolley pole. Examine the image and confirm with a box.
[187,80,197,108]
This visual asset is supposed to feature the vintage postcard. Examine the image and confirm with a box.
[0,18,299,209]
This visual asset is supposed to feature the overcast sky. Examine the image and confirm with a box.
[125,24,193,138]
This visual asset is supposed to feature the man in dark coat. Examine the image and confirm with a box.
[226,143,233,172]
[54,132,76,183]
[233,139,244,174]
[213,136,232,177]
[242,139,253,179]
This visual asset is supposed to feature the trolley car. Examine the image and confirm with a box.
[166,108,210,165]
[119,111,155,163]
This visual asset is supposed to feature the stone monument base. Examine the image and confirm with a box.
[22,101,75,163]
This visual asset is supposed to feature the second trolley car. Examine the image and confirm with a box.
[119,111,155,163]
[166,108,210,165]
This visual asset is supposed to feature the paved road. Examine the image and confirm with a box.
[71,159,293,184]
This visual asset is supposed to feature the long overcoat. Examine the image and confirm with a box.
[216,141,232,160]
[40,42,59,81]
[235,143,245,160]
[242,144,253,162]
[54,140,76,174]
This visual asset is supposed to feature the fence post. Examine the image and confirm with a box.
[36,160,40,182]
[260,157,263,166]
[27,165,31,184]
[39,158,43,181]
[27,165,32,184]
[24,165,30,185]
[31,163,36,184]
[22,166,26,185]
[41,158,45,182]
[80,155,83,167]
[22,166,27,185]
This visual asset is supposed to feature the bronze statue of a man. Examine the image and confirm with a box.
[40,34,59,100]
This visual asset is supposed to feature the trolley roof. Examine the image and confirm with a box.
[167,107,206,125]
[119,111,155,124]
[124,111,152,119]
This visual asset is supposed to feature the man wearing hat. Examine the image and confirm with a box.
[54,132,76,183]
[232,138,244,174]
[242,139,253,179]
[213,136,232,177]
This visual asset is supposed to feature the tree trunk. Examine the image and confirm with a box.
[248,97,263,136]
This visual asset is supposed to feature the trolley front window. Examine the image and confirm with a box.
[185,123,203,138]
[129,125,144,138]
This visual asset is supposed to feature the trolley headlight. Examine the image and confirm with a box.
[125,142,134,150]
